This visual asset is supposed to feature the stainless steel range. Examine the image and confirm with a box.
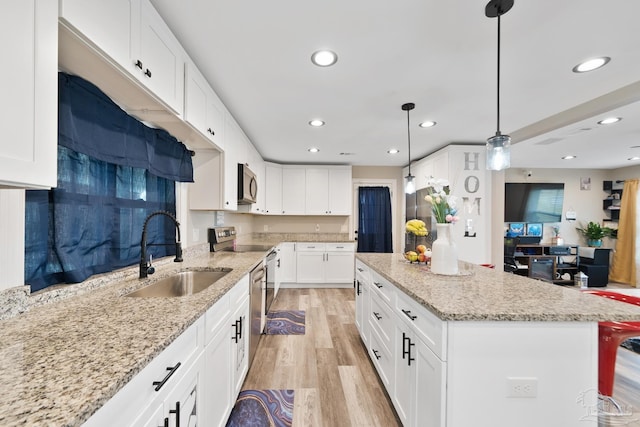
[208,226,277,366]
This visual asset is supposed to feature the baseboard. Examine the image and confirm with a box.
[279,282,353,289]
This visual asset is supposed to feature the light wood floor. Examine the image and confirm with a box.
[242,288,640,427]
[242,288,401,427]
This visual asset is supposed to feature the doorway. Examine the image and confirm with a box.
[351,179,397,253]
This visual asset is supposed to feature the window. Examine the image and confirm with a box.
[25,147,176,292]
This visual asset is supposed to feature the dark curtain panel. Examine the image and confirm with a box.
[58,72,194,182]
[357,187,393,253]
[25,147,176,292]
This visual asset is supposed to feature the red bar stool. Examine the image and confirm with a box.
[583,290,640,396]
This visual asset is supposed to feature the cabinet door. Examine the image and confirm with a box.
[231,296,250,396]
[413,337,446,427]
[184,61,209,141]
[222,115,240,210]
[305,168,329,215]
[393,323,413,426]
[277,243,297,283]
[281,168,306,214]
[0,0,57,188]
[204,322,233,427]
[296,251,325,283]
[164,353,203,427]
[265,164,283,214]
[134,0,185,114]
[59,0,133,70]
[355,276,370,347]
[324,252,355,283]
[328,168,352,215]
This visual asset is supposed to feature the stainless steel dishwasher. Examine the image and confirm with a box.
[248,260,265,367]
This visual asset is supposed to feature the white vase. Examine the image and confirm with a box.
[430,223,459,275]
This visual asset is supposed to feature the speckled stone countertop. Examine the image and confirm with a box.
[0,250,264,427]
[356,253,640,322]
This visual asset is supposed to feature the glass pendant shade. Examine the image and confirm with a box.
[486,133,511,170]
[405,174,416,194]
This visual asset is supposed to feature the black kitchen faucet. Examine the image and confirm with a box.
[139,211,183,278]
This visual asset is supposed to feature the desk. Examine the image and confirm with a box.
[513,244,579,285]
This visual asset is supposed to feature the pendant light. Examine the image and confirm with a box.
[402,102,416,194]
[485,0,513,171]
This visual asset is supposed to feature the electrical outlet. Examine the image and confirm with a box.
[192,228,200,242]
[315,224,320,232]
[506,377,538,398]
[264,224,269,232]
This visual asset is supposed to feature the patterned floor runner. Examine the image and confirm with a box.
[226,389,294,427]
[265,310,306,335]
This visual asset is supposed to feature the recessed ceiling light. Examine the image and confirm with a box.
[419,121,437,128]
[308,119,325,127]
[308,147,320,153]
[572,57,611,73]
[597,117,621,125]
[387,149,400,154]
[629,156,640,161]
[562,155,577,160]
[311,50,338,67]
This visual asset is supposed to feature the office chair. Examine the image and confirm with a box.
[503,236,520,273]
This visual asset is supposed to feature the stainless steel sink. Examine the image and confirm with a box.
[125,269,232,297]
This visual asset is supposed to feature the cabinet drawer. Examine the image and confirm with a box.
[369,326,394,389]
[396,290,446,360]
[370,270,396,306]
[205,293,230,345]
[355,260,371,285]
[369,293,395,354]
[326,242,354,252]
[227,274,250,306]
[296,243,326,252]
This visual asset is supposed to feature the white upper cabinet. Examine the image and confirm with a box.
[281,167,306,215]
[184,59,225,150]
[305,166,352,215]
[59,0,185,115]
[264,163,283,215]
[134,0,185,114]
[0,0,57,188]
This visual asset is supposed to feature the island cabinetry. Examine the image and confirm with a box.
[296,243,355,285]
[0,0,57,188]
[59,0,185,115]
[393,290,446,427]
[355,260,372,347]
[368,271,396,390]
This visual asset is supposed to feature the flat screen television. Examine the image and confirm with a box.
[504,182,564,223]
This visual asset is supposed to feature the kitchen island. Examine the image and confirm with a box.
[355,253,640,427]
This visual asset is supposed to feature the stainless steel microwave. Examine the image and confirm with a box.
[237,163,257,204]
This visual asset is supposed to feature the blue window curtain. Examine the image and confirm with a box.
[25,147,176,291]
[357,187,393,253]
[24,73,191,292]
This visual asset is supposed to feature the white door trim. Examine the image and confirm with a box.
[352,179,398,253]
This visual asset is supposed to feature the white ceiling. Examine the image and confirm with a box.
[149,0,640,170]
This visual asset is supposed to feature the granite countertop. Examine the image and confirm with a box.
[0,234,354,426]
[0,250,264,427]
[356,253,640,322]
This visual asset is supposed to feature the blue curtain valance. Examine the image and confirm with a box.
[58,72,193,182]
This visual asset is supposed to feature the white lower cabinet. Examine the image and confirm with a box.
[275,242,296,290]
[83,275,250,427]
[356,261,446,427]
[296,243,355,284]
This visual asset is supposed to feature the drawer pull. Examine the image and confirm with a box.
[161,417,169,427]
[357,267,364,272]
[374,282,383,289]
[373,312,382,320]
[402,309,417,321]
[372,349,381,360]
[152,362,181,391]
[169,401,180,427]
[356,280,361,295]
[336,246,344,249]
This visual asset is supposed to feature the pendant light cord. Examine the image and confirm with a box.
[407,108,412,174]
[496,13,501,135]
